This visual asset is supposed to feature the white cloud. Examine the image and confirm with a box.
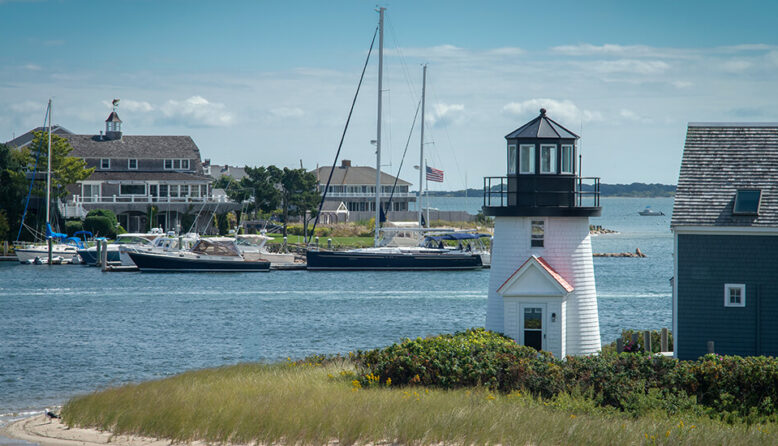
[10,100,42,113]
[502,99,602,124]
[589,59,670,75]
[102,99,154,113]
[619,109,652,123]
[486,47,524,56]
[270,107,304,118]
[552,43,652,56]
[426,103,465,127]
[159,96,234,127]
[23,64,41,71]
[720,59,752,73]
[672,80,693,89]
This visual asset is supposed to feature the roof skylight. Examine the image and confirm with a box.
[733,189,761,215]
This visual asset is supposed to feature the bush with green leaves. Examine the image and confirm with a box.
[65,220,83,236]
[354,328,778,423]
[83,216,115,238]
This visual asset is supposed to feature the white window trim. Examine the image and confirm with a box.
[531,219,545,248]
[164,159,173,170]
[507,144,517,175]
[128,159,138,170]
[100,158,110,169]
[519,144,535,174]
[540,144,557,174]
[724,283,746,307]
[181,159,190,170]
[561,145,574,174]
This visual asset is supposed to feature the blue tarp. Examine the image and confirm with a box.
[46,223,67,240]
[424,233,491,241]
[65,237,86,249]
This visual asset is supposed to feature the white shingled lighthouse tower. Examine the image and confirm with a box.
[483,108,601,357]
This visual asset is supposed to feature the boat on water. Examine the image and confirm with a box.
[79,230,166,265]
[638,206,665,216]
[305,14,484,271]
[235,233,296,265]
[117,232,199,266]
[16,224,85,264]
[128,238,271,272]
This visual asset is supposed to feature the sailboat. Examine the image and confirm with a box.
[305,9,483,270]
[15,99,83,264]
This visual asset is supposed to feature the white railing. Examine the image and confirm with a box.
[70,194,232,205]
[324,192,413,198]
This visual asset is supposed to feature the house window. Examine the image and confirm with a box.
[159,184,169,197]
[180,185,189,197]
[561,145,573,174]
[733,189,761,215]
[201,185,208,197]
[724,283,746,307]
[507,144,517,175]
[190,184,200,198]
[169,185,179,198]
[519,144,535,174]
[120,184,146,195]
[531,220,544,247]
[164,159,173,169]
[540,145,557,174]
[128,159,138,170]
[173,159,181,169]
[100,158,110,169]
[181,159,190,170]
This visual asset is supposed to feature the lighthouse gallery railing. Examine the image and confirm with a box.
[482,176,601,208]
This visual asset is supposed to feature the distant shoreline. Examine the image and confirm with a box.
[428,183,676,198]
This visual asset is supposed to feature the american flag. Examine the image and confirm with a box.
[426,166,444,182]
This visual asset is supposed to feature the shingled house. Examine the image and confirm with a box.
[672,123,778,360]
[312,160,415,222]
[8,102,239,233]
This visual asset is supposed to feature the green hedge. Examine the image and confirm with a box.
[353,328,778,423]
[83,216,115,238]
[65,220,83,236]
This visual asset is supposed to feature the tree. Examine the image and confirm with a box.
[239,166,282,216]
[276,167,321,238]
[0,143,28,240]
[24,131,93,200]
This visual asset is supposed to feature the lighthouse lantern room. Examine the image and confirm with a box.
[483,108,602,357]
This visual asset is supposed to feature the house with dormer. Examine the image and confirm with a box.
[7,101,239,233]
[672,122,778,359]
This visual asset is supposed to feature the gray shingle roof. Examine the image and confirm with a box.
[64,134,202,160]
[505,108,579,140]
[85,171,212,182]
[672,123,778,228]
[209,165,247,181]
[4,126,74,149]
[313,165,412,186]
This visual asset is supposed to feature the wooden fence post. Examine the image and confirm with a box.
[661,328,669,352]
[643,330,652,353]
[3,241,8,257]
[616,338,623,353]
[631,333,639,347]
[707,341,715,354]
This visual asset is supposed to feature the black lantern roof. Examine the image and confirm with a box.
[505,108,578,140]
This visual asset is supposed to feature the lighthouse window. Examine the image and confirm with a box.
[531,220,544,247]
[519,145,535,174]
[540,145,557,174]
[561,145,573,174]
[508,145,517,175]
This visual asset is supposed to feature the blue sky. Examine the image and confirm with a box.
[2,0,778,186]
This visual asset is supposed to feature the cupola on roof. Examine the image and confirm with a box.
[505,108,578,140]
[105,111,122,123]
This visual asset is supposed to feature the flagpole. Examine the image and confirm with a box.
[425,158,429,228]
[418,64,426,229]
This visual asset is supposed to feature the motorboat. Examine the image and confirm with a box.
[118,232,199,266]
[234,233,295,265]
[16,225,85,264]
[128,238,271,272]
[78,230,165,265]
[638,206,665,216]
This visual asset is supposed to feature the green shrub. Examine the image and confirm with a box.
[83,216,116,238]
[86,209,118,227]
[65,220,83,236]
[354,329,778,422]
[0,210,9,240]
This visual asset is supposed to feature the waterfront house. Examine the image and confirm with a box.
[483,109,602,357]
[312,159,416,222]
[6,125,74,149]
[672,122,778,360]
[9,102,238,233]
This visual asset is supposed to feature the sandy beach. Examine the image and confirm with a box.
[1,416,188,446]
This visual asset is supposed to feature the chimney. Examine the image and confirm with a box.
[341,159,352,168]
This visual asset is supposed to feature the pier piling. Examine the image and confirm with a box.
[100,240,108,271]
[707,341,715,354]
[661,328,669,352]
[616,338,623,353]
[643,330,651,352]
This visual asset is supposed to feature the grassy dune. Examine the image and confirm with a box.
[63,361,778,445]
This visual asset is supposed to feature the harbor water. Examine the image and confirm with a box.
[0,196,673,432]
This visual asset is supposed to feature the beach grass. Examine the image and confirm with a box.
[62,361,778,445]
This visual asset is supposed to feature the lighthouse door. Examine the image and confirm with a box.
[521,304,545,351]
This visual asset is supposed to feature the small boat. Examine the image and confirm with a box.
[638,206,665,216]
[15,225,85,264]
[128,238,270,272]
[117,232,198,266]
[235,233,295,265]
[78,231,165,265]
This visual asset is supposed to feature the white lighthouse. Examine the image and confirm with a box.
[483,108,601,357]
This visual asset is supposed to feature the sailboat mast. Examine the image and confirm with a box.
[418,64,426,228]
[374,7,385,247]
[46,99,52,226]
